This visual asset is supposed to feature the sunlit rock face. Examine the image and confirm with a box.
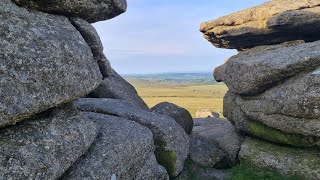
[200,0,320,50]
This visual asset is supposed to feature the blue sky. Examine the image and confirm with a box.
[93,0,269,74]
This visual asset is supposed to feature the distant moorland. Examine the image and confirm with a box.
[124,72,228,117]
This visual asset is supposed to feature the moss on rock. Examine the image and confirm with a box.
[155,149,177,177]
[154,138,177,177]
[230,163,300,180]
[247,120,319,147]
[239,137,320,179]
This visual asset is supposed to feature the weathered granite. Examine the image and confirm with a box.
[62,112,168,180]
[219,40,320,95]
[12,0,127,23]
[0,0,102,127]
[70,17,112,78]
[136,154,169,180]
[224,91,320,148]
[0,105,98,179]
[152,102,194,134]
[201,0,320,49]
[240,137,320,180]
[73,98,189,177]
[190,118,241,168]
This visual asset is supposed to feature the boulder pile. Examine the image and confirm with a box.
[5,0,320,178]
[0,0,190,179]
[201,0,320,179]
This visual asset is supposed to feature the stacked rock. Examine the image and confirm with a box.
[201,0,320,179]
[0,0,189,179]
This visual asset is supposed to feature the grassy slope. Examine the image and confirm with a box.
[127,78,228,117]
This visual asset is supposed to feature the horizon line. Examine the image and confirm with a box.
[120,70,213,76]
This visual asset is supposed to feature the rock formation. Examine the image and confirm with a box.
[0,0,190,179]
[200,0,320,50]
[201,0,320,178]
[62,113,168,179]
[5,0,320,178]
[74,98,189,177]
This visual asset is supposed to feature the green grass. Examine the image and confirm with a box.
[229,164,300,180]
[127,78,228,117]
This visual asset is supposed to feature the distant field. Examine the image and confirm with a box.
[127,78,228,117]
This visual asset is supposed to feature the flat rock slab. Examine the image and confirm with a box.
[12,0,127,23]
[190,118,241,168]
[240,137,320,180]
[223,91,320,148]
[89,69,150,110]
[217,40,320,95]
[0,0,102,127]
[200,0,320,49]
[62,112,168,180]
[0,105,98,179]
[238,69,320,137]
[152,102,194,134]
[74,98,189,177]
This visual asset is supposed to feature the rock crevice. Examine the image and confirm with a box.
[69,17,112,78]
